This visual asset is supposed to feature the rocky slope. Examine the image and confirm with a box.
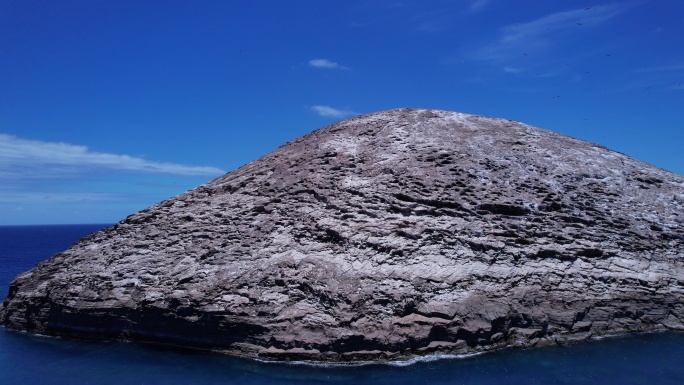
[2,108,683,362]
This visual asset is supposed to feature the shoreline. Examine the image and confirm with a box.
[2,323,682,367]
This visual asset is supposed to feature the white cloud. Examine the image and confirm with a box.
[308,59,348,70]
[310,105,358,118]
[0,134,226,178]
[471,4,626,61]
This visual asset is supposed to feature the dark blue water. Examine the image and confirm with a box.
[0,224,111,299]
[1,225,683,384]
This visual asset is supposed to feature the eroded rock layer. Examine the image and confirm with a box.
[2,109,684,362]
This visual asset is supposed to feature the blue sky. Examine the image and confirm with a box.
[1,0,682,225]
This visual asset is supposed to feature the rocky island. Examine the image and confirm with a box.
[2,108,683,362]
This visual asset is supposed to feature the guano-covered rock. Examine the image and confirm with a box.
[2,108,683,362]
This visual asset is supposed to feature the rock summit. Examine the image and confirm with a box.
[2,108,683,362]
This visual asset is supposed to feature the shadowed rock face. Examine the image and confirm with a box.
[2,108,683,362]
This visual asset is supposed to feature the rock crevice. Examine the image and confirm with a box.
[2,108,683,362]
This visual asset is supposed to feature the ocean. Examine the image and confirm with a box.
[1,224,682,385]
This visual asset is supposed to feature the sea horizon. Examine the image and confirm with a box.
[0,223,115,227]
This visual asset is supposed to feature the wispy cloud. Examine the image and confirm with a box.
[633,64,684,74]
[504,66,522,74]
[352,2,487,33]
[0,134,225,178]
[310,105,358,118]
[308,58,349,70]
[628,64,684,92]
[470,4,626,61]
[470,0,491,12]
[0,191,121,204]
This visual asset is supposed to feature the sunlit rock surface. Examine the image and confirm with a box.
[2,108,683,362]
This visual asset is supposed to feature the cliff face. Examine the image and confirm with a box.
[2,108,683,362]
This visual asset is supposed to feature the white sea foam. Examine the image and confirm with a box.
[251,349,493,368]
